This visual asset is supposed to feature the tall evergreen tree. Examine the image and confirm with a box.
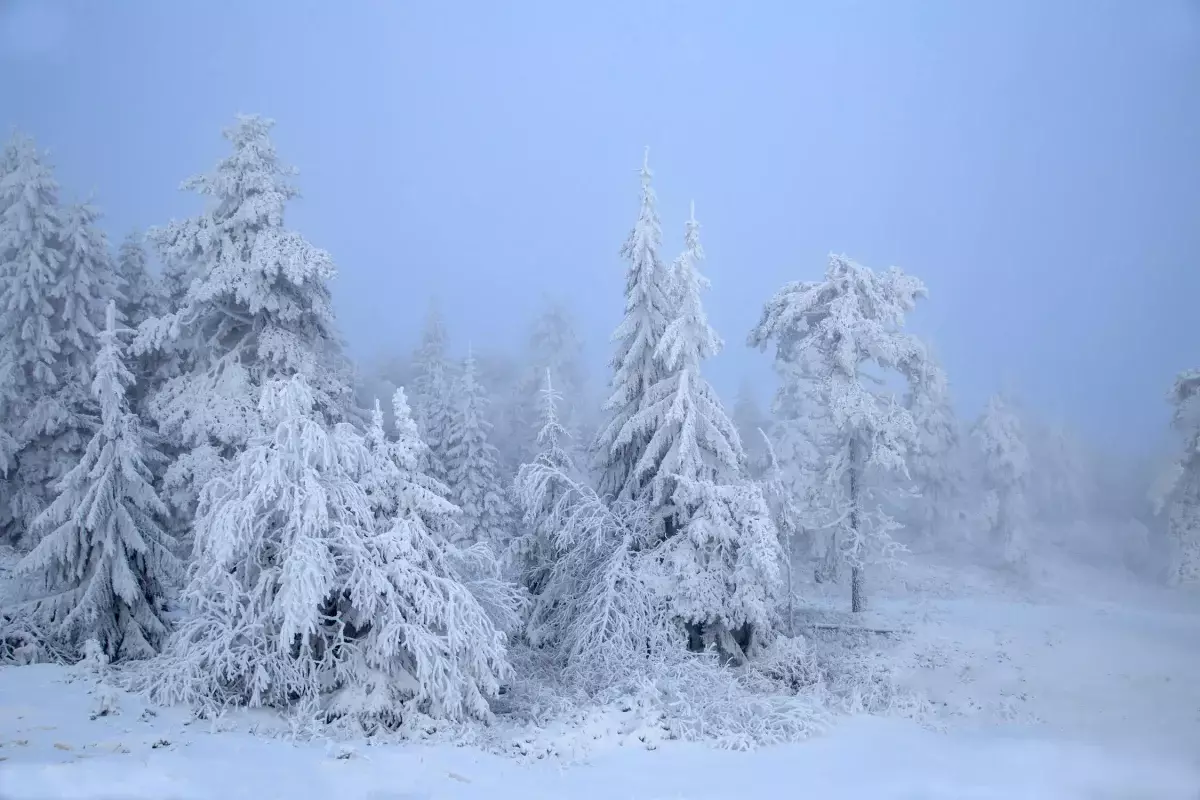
[973,393,1030,566]
[114,232,165,329]
[593,148,675,502]
[114,232,168,414]
[446,350,513,547]
[1155,369,1200,585]
[906,358,964,542]
[0,136,113,544]
[132,114,355,519]
[750,254,928,612]
[637,203,774,658]
[13,303,179,660]
[629,202,742,543]
[409,300,455,485]
[512,300,587,467]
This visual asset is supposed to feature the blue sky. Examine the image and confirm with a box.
[3,0,1198,453]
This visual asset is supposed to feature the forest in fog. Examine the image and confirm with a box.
[0,113,1196,744]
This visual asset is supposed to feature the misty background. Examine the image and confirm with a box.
[2,0,1197,457]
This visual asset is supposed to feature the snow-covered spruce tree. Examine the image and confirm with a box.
[0,351,20,536]
[133,115,356,521]
[388,386,523,639]
[512,300,587,468]
[113,232,169,415]
[661,473,783,662]
[114,232,165,330]
[446,349,513,547]
[906,358,964,543]
[13,303,179,660]
[593,148,675,502]
[628,202,743,537]
[750,254,928,613]
[509,369,578,600]
[409,300,456,485]
[153,375,510,729]
[0,137,114,546]
[972,393,1030,566]
[0,133,65,543]
[1153,369,1200,585]
[628,203,780,656]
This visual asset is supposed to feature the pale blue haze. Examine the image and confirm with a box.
[3,0,1197,452]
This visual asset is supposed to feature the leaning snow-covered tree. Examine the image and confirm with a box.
[132,114,356,521]
[409,301,456,484]
[152,375,510,729]
[513,455,673,688]
[446,350,513,547]
[13,303,179,660]
[906,357,964,543]
[750,254,928,612]
[972,393,1030,566]
[593,148,676,502]
[1152,369,1200,585]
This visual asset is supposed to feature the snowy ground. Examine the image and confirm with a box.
[2,551,1198,800]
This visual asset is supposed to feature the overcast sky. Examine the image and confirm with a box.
[3,0,1198,453]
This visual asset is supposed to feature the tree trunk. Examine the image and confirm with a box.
[849,436,866,613]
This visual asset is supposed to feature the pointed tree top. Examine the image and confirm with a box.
[642,145,650,171]
[689,199,696,223]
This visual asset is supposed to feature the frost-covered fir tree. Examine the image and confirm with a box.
[906,358,963,542]
[660,472,783,662]
[14,304,179,660]
[594,148,675,502]
[972,393,1030,566]
[409,301,456,484]
[509,369,578,599]
[114,232,165,330]
[630,202,742,538]
[0,351,20,535]
[113,232,168,414]
[750,254,928,612]
[446,349,513,547]
[133,115,355,519]
[0,136,113,544]
[155,375,509,728]
[512,300,587,468]
[1153,369,1200,585]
